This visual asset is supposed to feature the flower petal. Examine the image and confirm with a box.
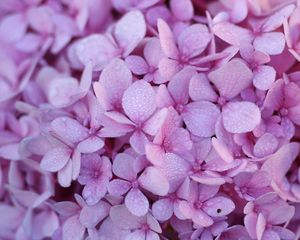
[178,24,211,58]
[108,179,131,196]
[51,117,89,143]
[253,32,285,55]
[40,147,71,172]
[98,58,132,110]
[114,10,146,57]
[152,198,173,221]
[125,188,149,216]
[138,167,169,196]
[113,153,137,180]
[170,0,193,21]
[182,101,220,137]
[0,13,27,42]
[222,101,261,133]
[62,215,85,240]
[157,19,178,59]
[125,55,148,75]
[208,58,253,99]
[122,81,156,123]
[253,133,279,158]
[253,65,276,91]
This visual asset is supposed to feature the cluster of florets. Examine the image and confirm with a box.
[1,0,300,239]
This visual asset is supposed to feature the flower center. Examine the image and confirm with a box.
[194,201,203,209]
[131,180,139,189]
[280,108,289,117]
[176,104,184,113]
[217,96,226,106]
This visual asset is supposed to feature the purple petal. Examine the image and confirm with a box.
[125,188,149,216]
[40,147,71,172]
[222,101,261,133]
[208,58,253,99]
[182,101,220,137]
[114,10,146,57]
[122,81,156,123]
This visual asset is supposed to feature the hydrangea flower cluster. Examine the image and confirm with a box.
[1,0,300,239]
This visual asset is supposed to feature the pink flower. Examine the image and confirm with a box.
[78,153,112,205]
[178,182,235,227]
[108,153,169,216]
[244,192,295,240]
[110,204,162,240]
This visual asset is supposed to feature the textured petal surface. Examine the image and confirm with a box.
[40,147,71,172]
[125,188,149,216]
[182,101,220,137]
[208,58,253,99]
[222,101,261,133]
[122,81,156,123]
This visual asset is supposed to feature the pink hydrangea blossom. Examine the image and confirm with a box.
[1,0,300,239]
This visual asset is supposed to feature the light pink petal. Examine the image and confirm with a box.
[222,101,261,133]
[77,136,104,154]
[146,231,160,240]
[160,153,189,192]
[51,117,89,143]
[170,0,193,21]
[261,143,299,182]
[114,10,146,57]
[244,213,258,239]
[144,38,162,67]
[267,205,295,225]
[40,147,71,172]
[52,201,80,217]
[98,58,132,110]
[82,178,108,205]
[262,4,295,32]
[62,215,85,240]
[58,160,73,187]
[158,58,181,80]
[71,149,81,180]
[47,76,79,108]
[155,85,174,108]
[272,226,295,240]
[15,33,41,52]
[125,231,145,240]
[212,137,234,163]
[182,101,220,137]
[168,68,196,105]
[76,34,116,70]
[178,24,211,58]
[152,198,173,221]
[189,73,218,102]
[113,153,137,180]
[263,79,284,111]
[125,188,149,216]
[122,81,156,123]
[138,167,169,196]
[262,230,280,240]
[289,104,300,125]
[125,55,148,75]
[145,144,165,165]
[143,108,169,136]
[253,133,279,158]
[79,201,110,228]
[253,65,276,91]
[256,213,266,240]
[147,214,162,233]
[248,171,271,188]
[167,128,193,153]
[108,179,131,196]
[129,131,149,154]
[110,205,144,230]
[208,58,253,99]
[212,22,254,47]
[178,201,194,219]
[0,13,27,42]
[27,6,53,33]
[105,111,135,126]
[253,32,285,55]
[0,143,21,160]
[157,19,179,59]
[193,209,214,227]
